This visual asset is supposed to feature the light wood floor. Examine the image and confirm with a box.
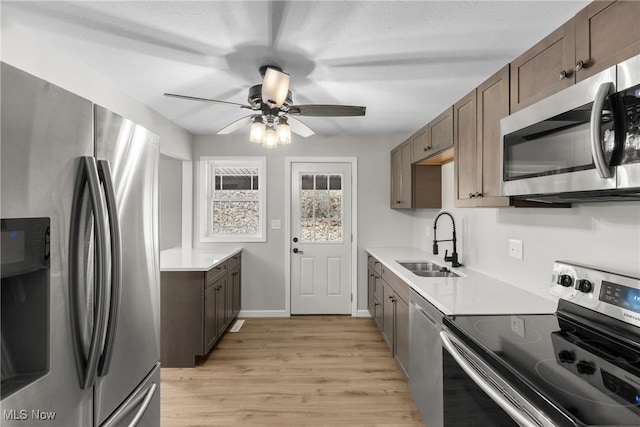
[161,316,424,426]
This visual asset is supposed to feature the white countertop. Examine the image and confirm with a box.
[366,247,557,316]
[160,247,242,272]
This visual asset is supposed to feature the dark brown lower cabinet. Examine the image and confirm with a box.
[161,253,242,367]
[229,254,242,319]
[204,280,218,352]
[214,277,227,344]
[366,254,409,377]
[382,283,396,351]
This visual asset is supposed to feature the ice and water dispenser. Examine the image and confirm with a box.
[1,218,50,399]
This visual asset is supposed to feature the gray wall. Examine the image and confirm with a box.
[160,155,183,251]
[412,162,640,300]
[193,133,415,314]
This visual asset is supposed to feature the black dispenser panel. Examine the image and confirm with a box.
[1,218,50,400]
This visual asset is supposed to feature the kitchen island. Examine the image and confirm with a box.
[160,247,242,367]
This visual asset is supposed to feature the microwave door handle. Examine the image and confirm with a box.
[590,82,614,179]
[440,331,541,427]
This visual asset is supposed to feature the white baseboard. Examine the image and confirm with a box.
[354,309,372,317]
[238,309,371,318]
[238,310,289,318]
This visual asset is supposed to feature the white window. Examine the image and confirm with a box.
[200,157,266,242]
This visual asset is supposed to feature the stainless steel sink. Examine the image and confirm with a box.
[397,262,441,271]
[413,270,459,278]
[396,261,459,278]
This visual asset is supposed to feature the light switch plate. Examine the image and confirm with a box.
[271,220,281,230]
[509,239,523,260]
[510,316,526,338]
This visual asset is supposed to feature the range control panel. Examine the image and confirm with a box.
[550,261,640,327]
[600,281,640,314]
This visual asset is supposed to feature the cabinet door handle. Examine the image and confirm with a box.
[559,69,573,80]
[575,59,590,72]
[474,192,482,198]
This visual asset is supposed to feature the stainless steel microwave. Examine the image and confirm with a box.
[500,54,640,203]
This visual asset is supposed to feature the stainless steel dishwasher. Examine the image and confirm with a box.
[408,288,444,426]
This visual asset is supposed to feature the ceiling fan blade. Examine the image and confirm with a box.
[288,104,366,117]
[288,116,315,137]
[216,115,255,135]
[164,93,252,109]
[261,67,290,108]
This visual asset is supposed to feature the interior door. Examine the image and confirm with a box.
[290,162,352,315]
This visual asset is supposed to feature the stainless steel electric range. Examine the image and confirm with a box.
[441,261,640,426]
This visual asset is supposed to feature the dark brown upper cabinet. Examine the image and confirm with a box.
[574,1,640,82]
[411,107,454,164]
[511,1,640,113]
[510,19,576,113]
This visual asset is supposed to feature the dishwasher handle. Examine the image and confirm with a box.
[410,301,436,326]
[440,330,545,427]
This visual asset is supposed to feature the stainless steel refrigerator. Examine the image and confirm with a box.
[1,63,161,426]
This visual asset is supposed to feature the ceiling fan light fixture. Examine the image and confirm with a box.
[262,67,290,108]
[249,117,266,143]
[276,117,291,145]
[263,128,278,148]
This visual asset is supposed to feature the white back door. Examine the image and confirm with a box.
[290,162,352,314]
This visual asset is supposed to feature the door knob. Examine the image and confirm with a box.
[293,248,304,254]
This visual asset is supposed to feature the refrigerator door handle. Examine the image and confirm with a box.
[69,157,109,389]
[101,382,158,427]
[97,160,122,377]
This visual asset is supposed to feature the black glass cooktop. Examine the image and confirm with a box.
[445,313,640,426]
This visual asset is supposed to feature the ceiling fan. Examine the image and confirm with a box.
[164,65,366,147]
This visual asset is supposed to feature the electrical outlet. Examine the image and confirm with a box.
[509,239,523,260]
[510,316,526,338]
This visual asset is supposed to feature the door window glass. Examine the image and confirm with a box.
[300,174,343,243]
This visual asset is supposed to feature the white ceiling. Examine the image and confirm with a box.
[2,1,590,138]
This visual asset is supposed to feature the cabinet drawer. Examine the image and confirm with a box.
[381,265,410,304]
[368,256,382,276]
[227,253,241,270]
[367,254,376,269]
[206,262,227,287]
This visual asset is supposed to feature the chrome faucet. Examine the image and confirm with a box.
[432,211,461,267]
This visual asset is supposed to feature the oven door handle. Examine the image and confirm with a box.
[440,330,542,427]
[590,82,614,179]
